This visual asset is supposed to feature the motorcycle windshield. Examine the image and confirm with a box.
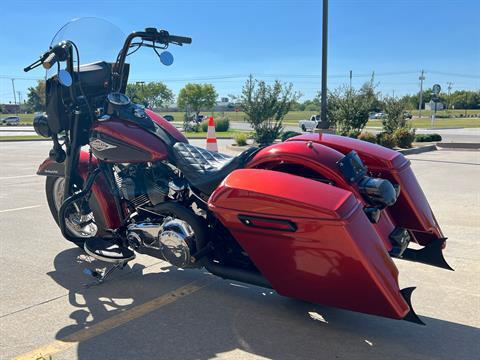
[47,17,125,75]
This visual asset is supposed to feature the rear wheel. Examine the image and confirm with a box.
[301,124,307,131]
[46,176,105,248]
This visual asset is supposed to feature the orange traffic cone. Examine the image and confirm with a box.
[206,116,218,152]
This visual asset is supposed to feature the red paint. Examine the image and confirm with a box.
[286,133,444,244]
[145,109,188,143]
[91,117,169,162]
[248,141,395,251]
[37,152,122,229]
[209,169,409,320]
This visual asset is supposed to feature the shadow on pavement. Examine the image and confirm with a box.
[49,248,479,360]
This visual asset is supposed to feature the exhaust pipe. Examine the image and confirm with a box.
[205,262,272,289]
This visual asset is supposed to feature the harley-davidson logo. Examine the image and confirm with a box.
[90,139,117,151]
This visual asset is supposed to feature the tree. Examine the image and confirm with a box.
[177,83,217,116]
[239,75,300,145]
[126,82,173,109]
[328,87,370,136]
[359,75,383,113]
[382,96,407,133]
[449,90,480,109]
[26,80,46,112]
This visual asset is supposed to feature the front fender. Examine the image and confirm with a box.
[37,152,122,229]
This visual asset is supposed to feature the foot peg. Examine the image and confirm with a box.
[84,237,135,264]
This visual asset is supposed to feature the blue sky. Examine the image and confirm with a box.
[1,0,479,104]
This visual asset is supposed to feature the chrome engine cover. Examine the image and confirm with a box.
[159,218,194,267]
[127,218,195,268]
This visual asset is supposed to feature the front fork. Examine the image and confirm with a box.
[56,108,125,242]
[63,109,84,197]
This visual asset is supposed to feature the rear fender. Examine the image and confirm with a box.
[37,152,122,229]
[248,141,396,251]
[285,134,445,245]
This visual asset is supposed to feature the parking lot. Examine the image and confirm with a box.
[0,141,479,360]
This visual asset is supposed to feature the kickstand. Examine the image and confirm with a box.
[83,262,128,287]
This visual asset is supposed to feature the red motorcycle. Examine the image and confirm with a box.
[25,18,451,325]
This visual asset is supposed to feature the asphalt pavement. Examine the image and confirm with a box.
[0,141,479,360]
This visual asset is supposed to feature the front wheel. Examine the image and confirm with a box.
[45,176,106,248]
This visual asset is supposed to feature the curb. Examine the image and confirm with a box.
[436,143,480,150]
[397,144,437,155]
[226,144,252,152]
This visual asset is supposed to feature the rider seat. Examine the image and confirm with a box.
[172,142,259,195]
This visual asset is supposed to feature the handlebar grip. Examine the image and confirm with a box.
[168,35,192,44]
[42,52,58,70]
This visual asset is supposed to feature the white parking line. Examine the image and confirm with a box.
[0,205,43,213]
[0,175,36,180]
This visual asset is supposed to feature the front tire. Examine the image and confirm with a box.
[45,176,106,248]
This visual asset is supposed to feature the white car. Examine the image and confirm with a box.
[372,112,385,119]
[299,115,321,131]
[1,116,20,125]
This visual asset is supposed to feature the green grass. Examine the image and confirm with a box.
[0,135,44,141]
[405,109,480,117]
[4,109,480,129]
[366,117,480,128]
[182,130,250,138]
[0,131,250,142]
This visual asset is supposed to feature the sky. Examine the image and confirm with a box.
[0,0,479,104]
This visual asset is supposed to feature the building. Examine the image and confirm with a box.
[425,100,444,111]
[1,104,20,114]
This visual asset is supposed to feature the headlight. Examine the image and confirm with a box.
[33,114,52,138]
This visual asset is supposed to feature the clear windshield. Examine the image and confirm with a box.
[49,17,125,71]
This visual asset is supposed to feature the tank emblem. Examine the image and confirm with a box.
[90,139,117,151]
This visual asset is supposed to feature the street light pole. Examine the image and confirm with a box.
[418,70,425,118]
[320,0,329,128]
[11,78,18,116]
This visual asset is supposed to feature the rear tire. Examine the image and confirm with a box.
[301,125,307,131]
[45,176,107,248]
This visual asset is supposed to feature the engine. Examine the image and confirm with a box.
[114,162,187,208]
[113,163,206,268]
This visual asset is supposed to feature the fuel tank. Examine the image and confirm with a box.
[89,111,187,163]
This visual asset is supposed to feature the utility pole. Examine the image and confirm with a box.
[349,70,352,90]
[418,70,425,118]
[11,78,17,116]
[447,82,453,110]
[17,91,22,106]
[319,0,329,128]
[392,89,395,98]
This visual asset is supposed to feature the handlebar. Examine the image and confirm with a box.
[42,52,58,70]
[24,41,71,73]
[142,28,192,46]
[167,34,192,45]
